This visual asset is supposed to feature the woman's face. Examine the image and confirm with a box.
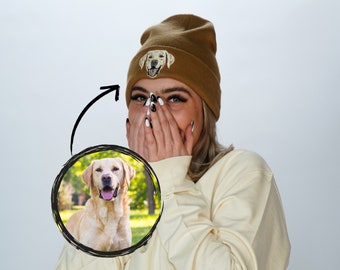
[128,78,203,146]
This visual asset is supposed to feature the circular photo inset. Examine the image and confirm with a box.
[51,145,162,257]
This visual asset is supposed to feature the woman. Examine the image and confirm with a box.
[55,14,290,269]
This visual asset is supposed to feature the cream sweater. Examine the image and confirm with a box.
[55,150,290,269]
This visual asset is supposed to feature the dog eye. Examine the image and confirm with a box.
[95,168,103,172]
[112,167,119,172]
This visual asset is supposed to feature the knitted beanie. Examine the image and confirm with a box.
[126,14,221,119]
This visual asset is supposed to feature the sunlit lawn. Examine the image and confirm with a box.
[60,207,160,244]
[130,208,160,243]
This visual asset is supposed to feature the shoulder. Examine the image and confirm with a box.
[219,149,271,174]
[196,149,276,207]
[201,149,274,187]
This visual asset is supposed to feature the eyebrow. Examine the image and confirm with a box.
[131,86,148,94]
[131,86,192,97]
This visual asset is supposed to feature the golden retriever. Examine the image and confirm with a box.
[139,49,175,78]
[66,158,135,251]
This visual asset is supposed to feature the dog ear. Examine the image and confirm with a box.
[165,51,175,68]
[82,161,94,187]
[122,160,135,186]
[139,53,147,69]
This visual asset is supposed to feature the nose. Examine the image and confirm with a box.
[101,174,112,186]
[151,59,158,68]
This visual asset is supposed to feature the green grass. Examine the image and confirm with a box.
[130,209,160,244]
[60,205,84,224]
[59,207,160,245]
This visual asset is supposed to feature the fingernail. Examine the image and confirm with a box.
[150,102,156,112]
[191,120,195,133]
[126,118,129,124]
[144,98,151,106]
[150,93,157,103]
[146,107,151,116]
[145,118,150,127]
[157,97,164,106]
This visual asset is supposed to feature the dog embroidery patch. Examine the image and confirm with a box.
[139,50,175,78]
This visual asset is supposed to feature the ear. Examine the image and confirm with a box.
[122,160,135,186]
[166,51,175,68]
[82,161,94,187]
[139,53,147,69]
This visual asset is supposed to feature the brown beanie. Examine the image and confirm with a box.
[126,14,221,119]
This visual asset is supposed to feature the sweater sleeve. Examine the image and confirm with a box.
[54,243,126,270]
[149,151,290,270]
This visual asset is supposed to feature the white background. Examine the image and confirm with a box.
[1,1,339,269]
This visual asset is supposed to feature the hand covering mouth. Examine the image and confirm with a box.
[100,185,119,201]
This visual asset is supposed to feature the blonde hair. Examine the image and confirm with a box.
[188,102,234,182]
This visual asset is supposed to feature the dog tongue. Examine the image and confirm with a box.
[148,68,158,77]
[101,190,114,201]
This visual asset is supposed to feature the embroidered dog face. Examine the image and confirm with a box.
[139,50,175,78]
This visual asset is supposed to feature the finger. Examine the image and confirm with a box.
[150,101,170,154]
[126,118,131,147]
[144,117,158,161]
[183,121,194,155]
[128,108,147,156]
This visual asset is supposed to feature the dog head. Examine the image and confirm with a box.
[82,158,135,202]
[139,50,175,78]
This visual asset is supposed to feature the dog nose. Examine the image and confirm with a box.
[101,174,112,186]
[151,59,158,68]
